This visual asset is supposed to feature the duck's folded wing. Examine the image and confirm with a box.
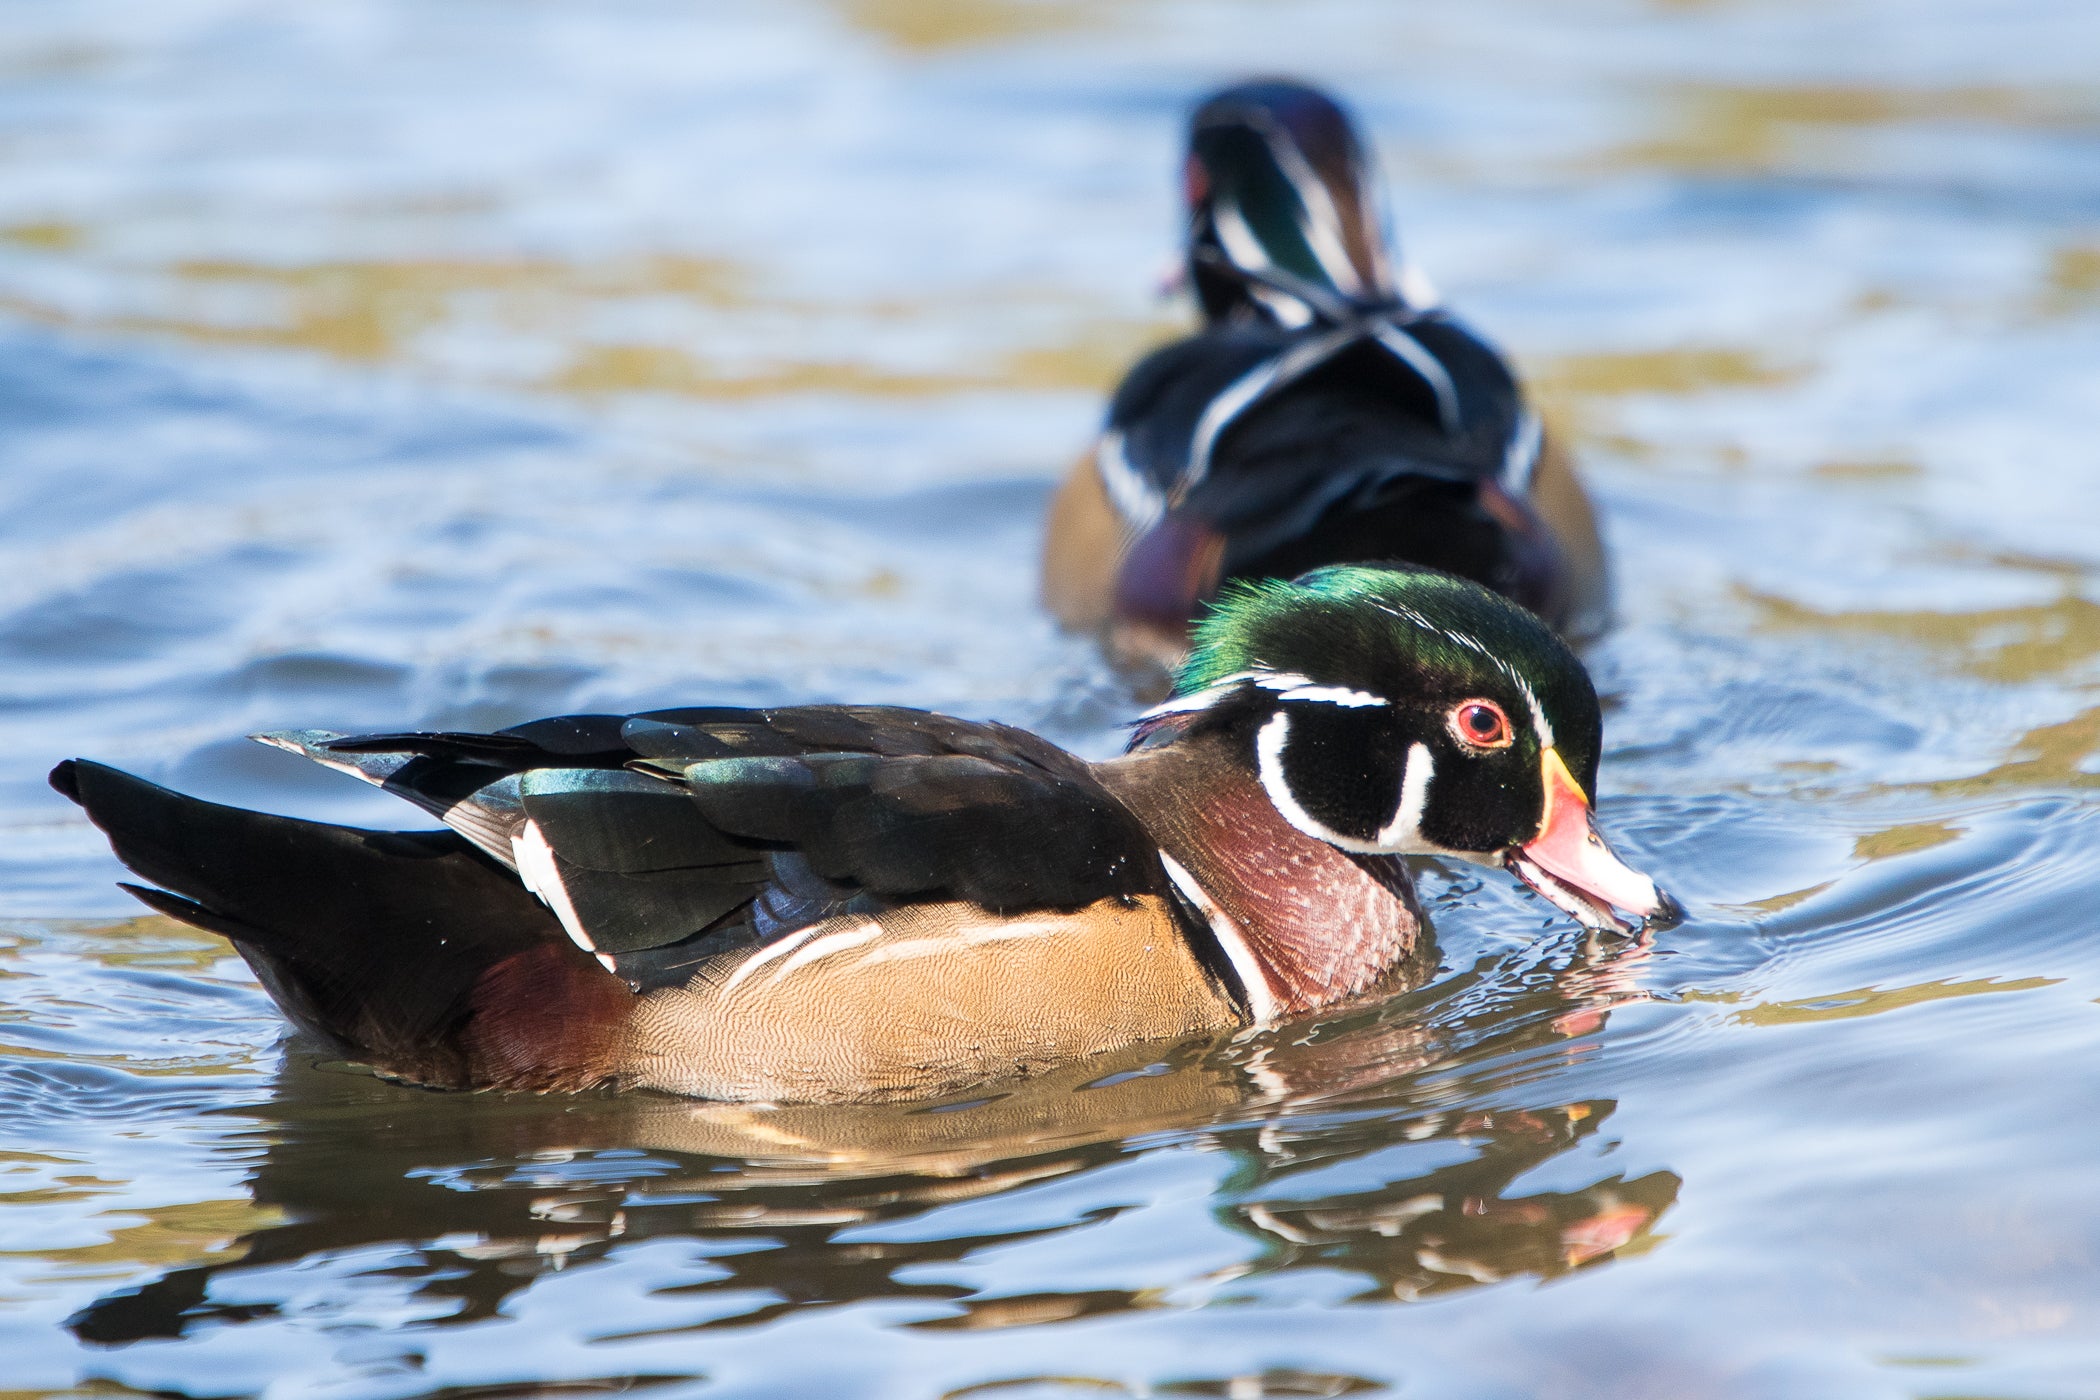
[262,706,1169,989]
[510,768,770,959]
[626,706,1163,913]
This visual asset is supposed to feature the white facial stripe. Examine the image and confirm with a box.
[1256,711,1386,856]
[1140,671,1389,726]
[1366,599,1556,749]
[1263,127,1363,296]
[1375,743,1435,848]
[1277,684,1386,708]
[1212,199,1274,276]
[1255,711,1321,839]
[1518,678,1553,750]
[1258,718,1448,858]
[1136,669,1274,721]
[1137,669,1323,723]
[1135,687,1228,721]
[510,822,596,955]
[1159,853,1281,1023]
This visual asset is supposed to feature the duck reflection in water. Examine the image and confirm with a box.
[70,926,1677,1347]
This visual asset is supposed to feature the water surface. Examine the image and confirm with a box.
[3,1,2099,1395]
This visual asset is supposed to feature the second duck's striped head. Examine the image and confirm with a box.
[1182,78,1403,326]
[1141,565,1677,932]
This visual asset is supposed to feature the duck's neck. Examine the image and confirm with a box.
[1096,733,1420,1020]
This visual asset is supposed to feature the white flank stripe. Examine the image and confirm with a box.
[765,919,884,986]
[511,822,597,956]
[717,923,829,995]
[1375,743,1435,849]
[1159,854,1280,1023]
[855,918,1062,968]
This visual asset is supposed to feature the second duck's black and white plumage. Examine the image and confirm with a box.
[1044,78,1609,674]
[55,568,1674,1105]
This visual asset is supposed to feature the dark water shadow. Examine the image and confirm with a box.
[68,926,1678,1349]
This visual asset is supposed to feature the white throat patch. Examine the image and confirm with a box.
[1375,743,1435,849]
[1255,712,1434,856]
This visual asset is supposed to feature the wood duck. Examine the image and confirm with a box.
[53,567,1673,1105]
[1043,79,1609,675]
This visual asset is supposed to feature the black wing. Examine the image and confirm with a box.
[266,706,1169,990]
[627,706,1157,909]
[1103,315,1530,550]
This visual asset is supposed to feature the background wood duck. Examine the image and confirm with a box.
[1043,78,1609,676]
[54,568,1673,1105]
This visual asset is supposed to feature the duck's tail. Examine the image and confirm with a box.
[50,760,631,1091]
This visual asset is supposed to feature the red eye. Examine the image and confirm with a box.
[1450,700,1513,749]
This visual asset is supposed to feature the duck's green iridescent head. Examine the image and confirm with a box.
[1155,566,1675,931]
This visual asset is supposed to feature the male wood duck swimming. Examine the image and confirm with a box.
[54,568,1673,1105]
[1043,79,1609,673]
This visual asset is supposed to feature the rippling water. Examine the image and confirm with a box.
[4,1,2099,1395]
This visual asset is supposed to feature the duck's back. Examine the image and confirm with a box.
[1048,315,1607,662]
[1110,318,1523,544]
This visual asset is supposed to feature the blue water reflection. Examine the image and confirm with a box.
[4,0,2099,1396]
